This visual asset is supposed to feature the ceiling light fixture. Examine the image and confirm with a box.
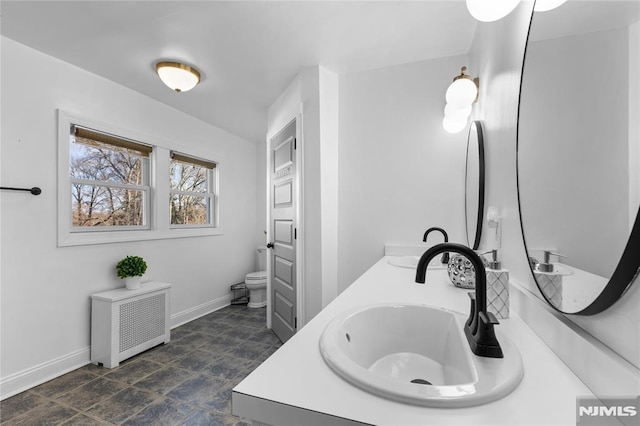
[155,61,201,93]
[443,66,479,134]
[466,0,521,22]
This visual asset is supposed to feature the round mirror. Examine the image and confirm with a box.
[517,1,640,314]
[465,120,485,250]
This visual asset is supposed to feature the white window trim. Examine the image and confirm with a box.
[57,110,223,247]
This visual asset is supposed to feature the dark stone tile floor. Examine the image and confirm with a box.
[1,305,280,425]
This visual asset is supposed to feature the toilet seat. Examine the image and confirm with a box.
[245,271,267,281]
[244,270,267,308]
[244,248,268,309]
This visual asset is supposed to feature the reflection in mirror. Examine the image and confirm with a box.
[518,1,640,314]
[465,120,485,250]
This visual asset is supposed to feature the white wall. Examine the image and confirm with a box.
[469,0,640,373]
[319,68,339,308]
[0,37,257,397]
[256,126,267,257]
[337,54,468,292]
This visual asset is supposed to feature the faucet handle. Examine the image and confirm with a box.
[475,312,503,358]
[479,311,499,325]
[465,292,477,331]
[463,297,504,358]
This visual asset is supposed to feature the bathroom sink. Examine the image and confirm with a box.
[319,304,524,407]
[387,256,446,270]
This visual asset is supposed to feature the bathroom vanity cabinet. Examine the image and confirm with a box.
[232,255,592,426]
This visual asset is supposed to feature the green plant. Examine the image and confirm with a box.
[116,255,147,279]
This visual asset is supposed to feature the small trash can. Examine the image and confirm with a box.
[230,282,249,305]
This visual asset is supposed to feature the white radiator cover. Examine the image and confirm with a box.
[90,281,171,368]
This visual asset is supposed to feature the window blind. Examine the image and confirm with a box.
[74,126,153,157]
[170,151,217,169]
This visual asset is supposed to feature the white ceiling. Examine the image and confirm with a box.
[1,1,477,143]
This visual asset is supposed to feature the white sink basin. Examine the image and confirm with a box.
[387,256,446,270]
[319,304,524,407]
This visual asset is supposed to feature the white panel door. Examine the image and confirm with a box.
[269,119,297,343]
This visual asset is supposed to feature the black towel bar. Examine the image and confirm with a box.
[0,186,42,195]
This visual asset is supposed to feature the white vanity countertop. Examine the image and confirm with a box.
[232,257,592,426]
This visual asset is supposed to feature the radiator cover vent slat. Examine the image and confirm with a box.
[119,293,166,353]
[90,282,171,368]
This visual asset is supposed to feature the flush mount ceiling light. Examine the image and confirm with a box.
[534,0,568,12]
[155,61,201,93]
[466,0,521,22]
[443,66,479,134]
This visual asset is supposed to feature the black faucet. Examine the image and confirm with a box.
[415,243,503,358]
[422,227,450,264]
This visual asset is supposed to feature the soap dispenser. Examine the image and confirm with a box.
[485,249,509,319]
[533,251,566,308]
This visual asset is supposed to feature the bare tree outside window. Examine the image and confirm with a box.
[70,135,149,228]
[68,125,214,231]
[169,157,214,226]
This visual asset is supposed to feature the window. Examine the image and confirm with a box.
[169,152,217,227]
[58,110,222,246]
[70,126,152,230]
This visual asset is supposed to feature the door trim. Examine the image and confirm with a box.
[266,113,305,331]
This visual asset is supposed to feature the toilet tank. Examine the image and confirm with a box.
[257,246,267,271]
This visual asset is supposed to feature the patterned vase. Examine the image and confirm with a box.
[447,253,488,289]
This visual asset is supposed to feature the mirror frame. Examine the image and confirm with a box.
[516,28,640,315]
[464,120,485,251]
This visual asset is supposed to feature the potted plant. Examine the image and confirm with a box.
[116,255,147,290]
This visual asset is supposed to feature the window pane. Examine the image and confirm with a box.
[170,161,208,193]
[170,194,209,225]
[71,137,144,185]
[72,184,145,227]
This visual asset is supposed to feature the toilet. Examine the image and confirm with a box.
[245,247,267,308]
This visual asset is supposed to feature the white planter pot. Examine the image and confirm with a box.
[125,276,142,290]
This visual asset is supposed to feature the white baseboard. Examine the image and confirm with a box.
[511,280,640,397]
[170,294,231,329]
[0,295,231,401]
[0,347,90,401]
